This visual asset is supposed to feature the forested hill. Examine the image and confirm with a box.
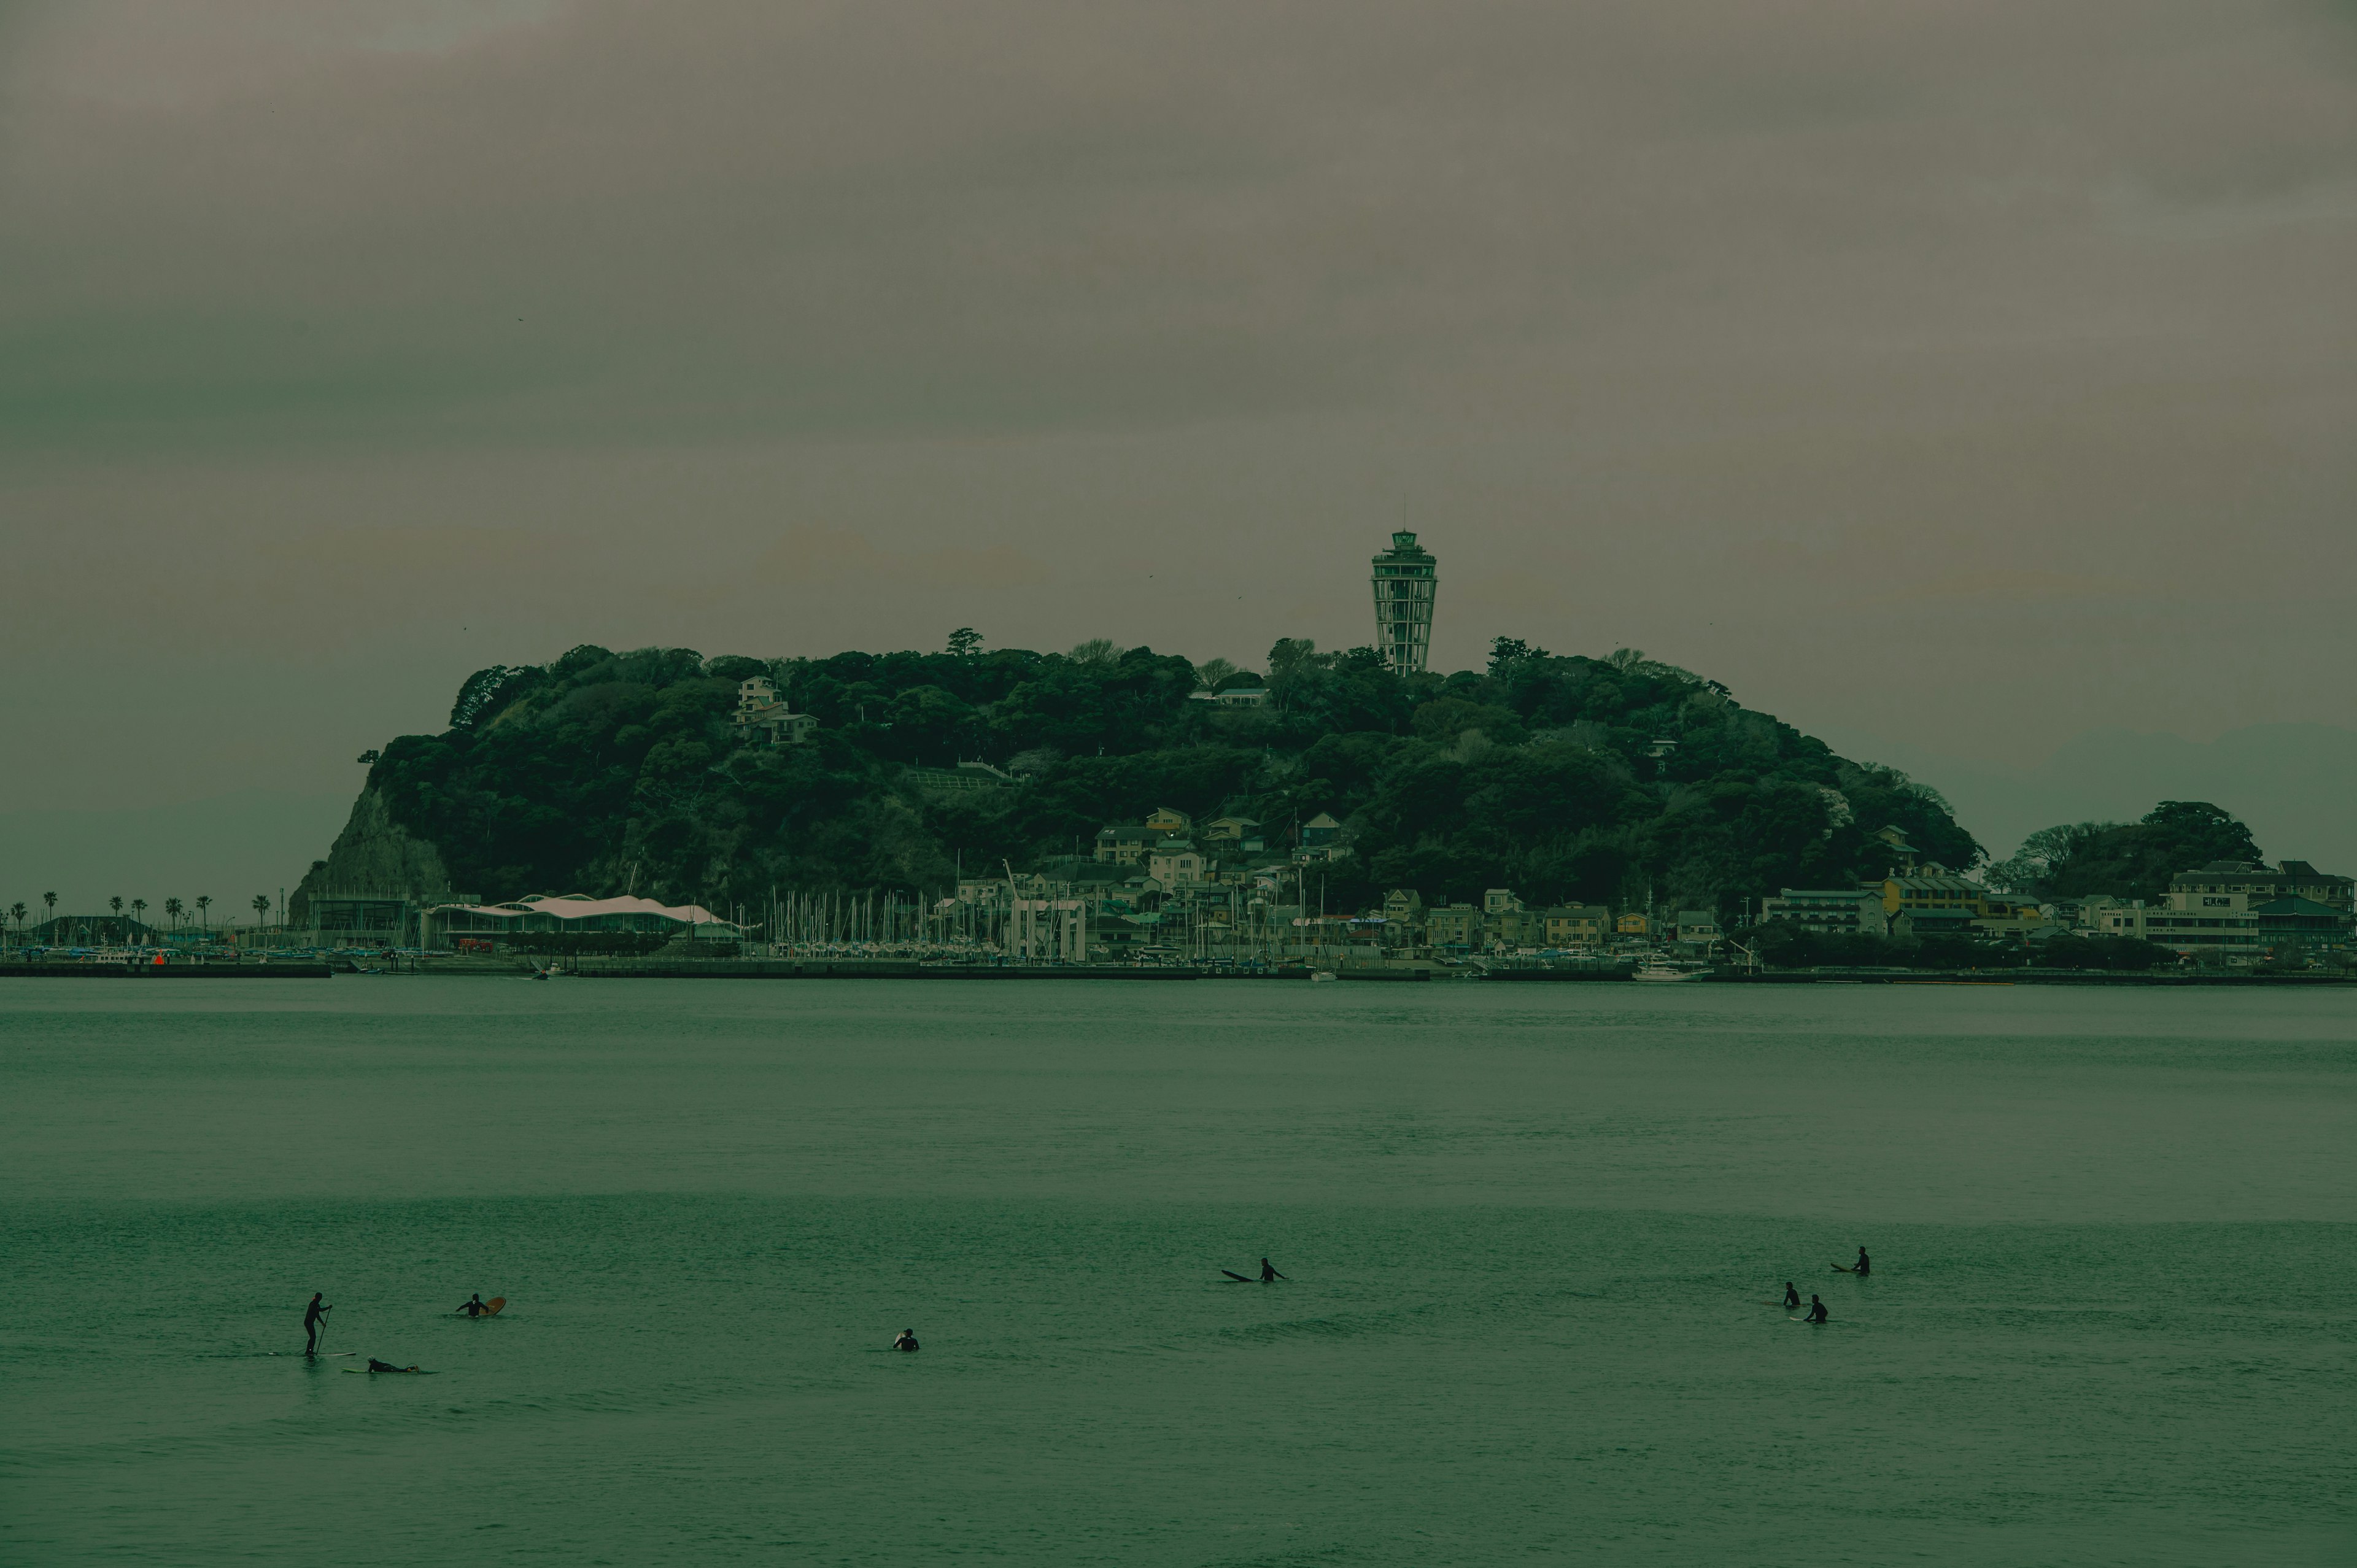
[295,638,1981,919]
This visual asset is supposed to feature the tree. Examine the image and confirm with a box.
[42,891,57,930]
[164,897,184,929]
[2043,801,2262,904]
[109,897,123,921]
[946,628,983,657]
[1194,658,1239,692]
[1068,638,1120,667]
[357,750,382,767]
[131,898,148,933]
[252,894,273,926]
[195,895,212,931]
[9,903,25,941]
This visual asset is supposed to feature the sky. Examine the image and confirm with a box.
[2,0,2353,898]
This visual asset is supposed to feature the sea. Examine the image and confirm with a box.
[2,978,2351,1566]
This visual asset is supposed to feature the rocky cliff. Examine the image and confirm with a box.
[288,786,459,920]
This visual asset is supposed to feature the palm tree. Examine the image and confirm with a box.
[195,895,212,932]
[110,896,124,920]
[43,891,58,934]
[252,894,272,927]
[131,898,148,939]
[9,903,24,944]
[164,897,184,929]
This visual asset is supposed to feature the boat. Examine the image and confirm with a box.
[1631,960,1709,983]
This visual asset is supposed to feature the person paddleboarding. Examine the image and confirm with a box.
[303,1293,332,1357]
[891,1329,919,1353]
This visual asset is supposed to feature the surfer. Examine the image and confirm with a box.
[892,1329,919,1353]
[1260,1258,1286,1283]
[303,1293,331,1356]
[457,1294,487,1318]
[366,1358,423,1373]
[1851,1247,1870,1277]
[1806,1295,1829,1324]
[1782,1282,1801,1310]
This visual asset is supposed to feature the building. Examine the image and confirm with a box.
[1300,813,1344,848]
[1370,530,1438,676]
[2087,859,2355,959]
[1382,889,1425,935]
[1875,874,1993,919]
[732,677,818,747]
[1426,903,1483,951]
[1188,686,1271,709]
[1761,889,1888,938]
[1483,888,1522,916]
[1616,911,1651,938]
[1145,806,1193,835]
[1006,897,1089,961]
[2170,860,2354,913]
[1095,825,1178,865]
[1204,816,1262,843]
[1147,841,1209,887]
[1542,905,1613,948]
[1491,907,1544,950]
[425,894,739,944]
[309,889,479,947]
[1676,911,1722,947]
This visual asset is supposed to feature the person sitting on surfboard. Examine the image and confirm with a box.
[1851,1248,1870,1277]
[892,1329,919,1353]
[303,1293,331,1356]
[1783,1282,1801,1310]
[1260,1258,1286,1283]
[457,1294,487,1318]
[1806,1296,1829,1323]
[366,1358,423,1373]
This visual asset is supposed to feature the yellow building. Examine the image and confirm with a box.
[1616,911,1650,937]
[1145,806,1193,835]
[1544,905,1613,948]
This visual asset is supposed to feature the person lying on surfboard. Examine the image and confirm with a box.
[366,1358,425,1373]
[892,1329,919,1353]
[457,1294,487,1317]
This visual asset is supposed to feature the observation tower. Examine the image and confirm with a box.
[1370,530,1437,675]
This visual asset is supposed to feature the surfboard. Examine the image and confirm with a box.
[344,1366,438,1373]
[1221,1271,1254,1283]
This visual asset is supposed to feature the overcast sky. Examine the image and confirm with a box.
[4,0,2353,832]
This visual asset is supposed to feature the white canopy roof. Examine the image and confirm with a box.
[429,894,737,927]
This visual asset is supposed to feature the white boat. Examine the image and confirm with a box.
[1631,961,1708,982]
[1310,970,1339,983]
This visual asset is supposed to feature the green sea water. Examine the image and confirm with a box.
[2,979,2352,1565]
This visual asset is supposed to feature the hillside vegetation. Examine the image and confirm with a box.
[301,638,1981,917]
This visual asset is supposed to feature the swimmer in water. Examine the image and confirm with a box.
[892,1329,919,1353]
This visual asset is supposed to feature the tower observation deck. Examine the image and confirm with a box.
[1371,530,1437,675]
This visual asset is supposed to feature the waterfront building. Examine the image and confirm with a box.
[426,894,738,942]
[1426,903,1483,951]
[2086,859,2353,959]
[1370,530,1438,676]
[1675,911,1722,947]
[1761,889,1888,938]
[1542,905,1614,948]
[732,677,817,747]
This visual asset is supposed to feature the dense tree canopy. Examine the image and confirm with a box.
[1984,801,2262,904]
[351,635,1981,914]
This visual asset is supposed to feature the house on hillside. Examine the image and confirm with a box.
[732,678,817,747]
